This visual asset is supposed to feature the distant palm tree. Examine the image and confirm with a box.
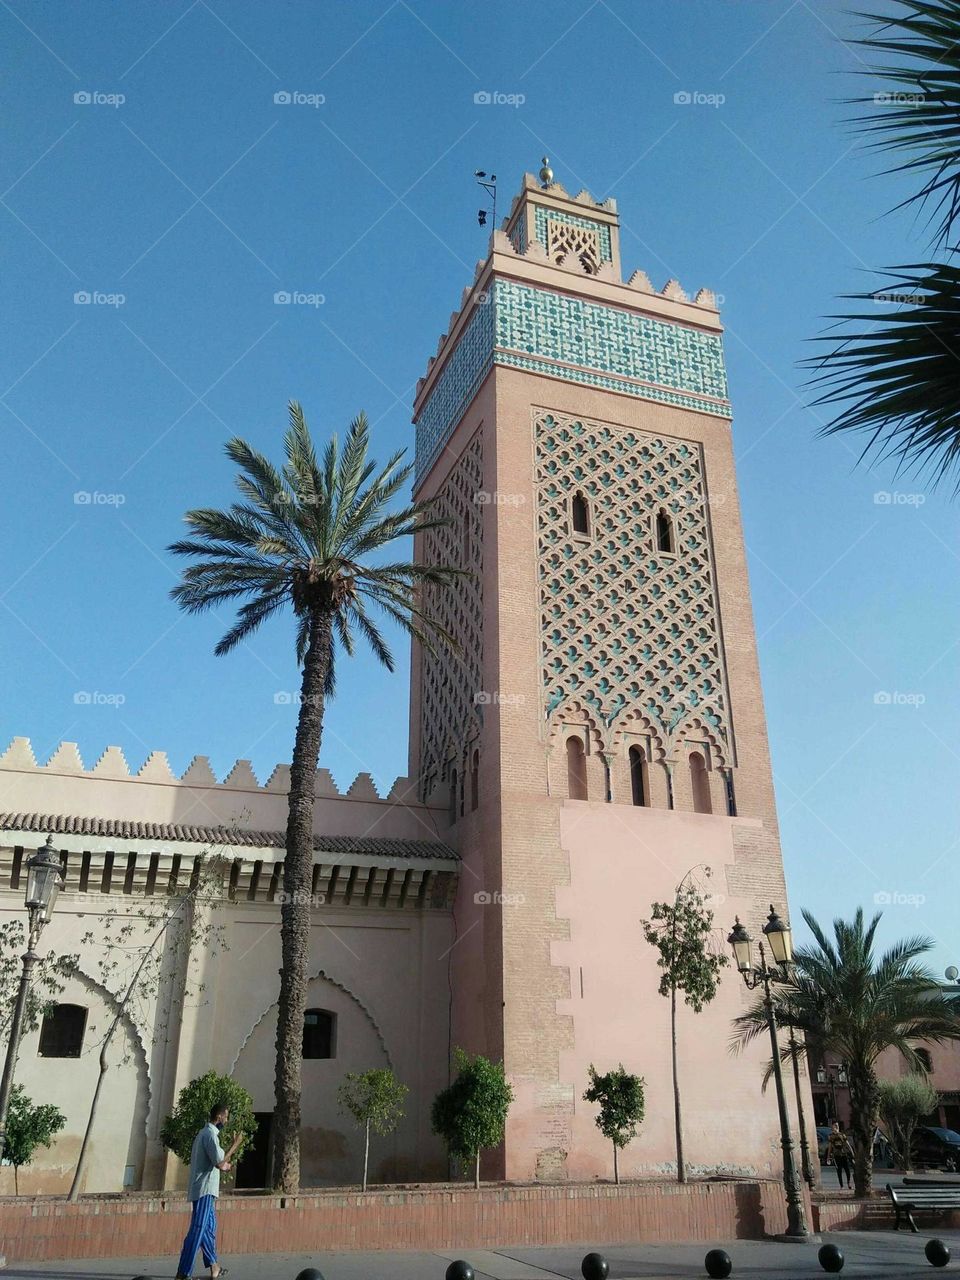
[169,401,461,1193]
[809,1,960,487]
[731,908,960,1197]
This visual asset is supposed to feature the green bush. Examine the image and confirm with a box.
[431,1048,513,1188]
[3,1085,66,1194]
[160,1070,257,1169]
[583,1063,645,1184]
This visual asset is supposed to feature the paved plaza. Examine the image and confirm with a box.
[6,1230,960,1280]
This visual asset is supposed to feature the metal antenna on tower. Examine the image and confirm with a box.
[474,170,497,229]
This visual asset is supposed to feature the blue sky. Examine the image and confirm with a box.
[1,0,957,969]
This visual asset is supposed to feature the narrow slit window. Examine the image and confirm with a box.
[566,736,588,800]
[572,491,590,536]
[470,750,479,811]
[690,751,712,814]
[656,508,676,553]
[629,746,648,807]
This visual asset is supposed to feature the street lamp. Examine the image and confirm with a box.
[0,836,63,1148]
[728,906,811,1240]
[816,1063,849,1121]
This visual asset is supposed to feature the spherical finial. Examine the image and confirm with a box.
[539,156,553,187]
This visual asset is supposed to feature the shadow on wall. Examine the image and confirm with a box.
[734,1180,764,1238]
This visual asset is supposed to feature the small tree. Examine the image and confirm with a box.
[583,1063,645,1185]
[338,1068,408,1191]
[879,1074,938,1172]
[161,1071,257,1175]
[2,1085,66,1194]
[431,1048,513,1189]
[642,869,727,1182]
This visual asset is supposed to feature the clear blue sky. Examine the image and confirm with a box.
[1,1,957,970]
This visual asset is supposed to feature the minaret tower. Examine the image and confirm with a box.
[408,164,801,1181]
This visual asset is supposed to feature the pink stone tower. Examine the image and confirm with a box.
[408,164,804,1181]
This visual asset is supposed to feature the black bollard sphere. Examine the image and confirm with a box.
[818,1244,845,1273]
[582,1252,609,1280]
[925,1239,951,1268]
[705,1249,732,1279]
[445,1263,475,1280]
[294,1269,326,1280]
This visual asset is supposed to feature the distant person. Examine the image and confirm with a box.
[176,1101,242,1279]
[827,1120,854,1190]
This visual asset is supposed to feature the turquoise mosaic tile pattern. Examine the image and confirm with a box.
[508,217,527,253]
[497,281,727,401]
[534,206,612,261]
[415,300,494,478]
[414,279,729,481]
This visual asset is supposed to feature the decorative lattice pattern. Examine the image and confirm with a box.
[414,281,729,484]
[534,207,612,261]
[535,409,733,764]
[419,431,484,799]
[497,281,727,401]
[544,217,600,274]
[416,301,494,480]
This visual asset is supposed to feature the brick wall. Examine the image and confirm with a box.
[0,1179,806,1262]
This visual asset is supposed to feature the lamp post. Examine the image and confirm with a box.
[0,836,63,1150]
[786,1027,815,1188]
[728,906,811,1240]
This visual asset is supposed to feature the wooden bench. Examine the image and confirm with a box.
[887,1182,960,1232]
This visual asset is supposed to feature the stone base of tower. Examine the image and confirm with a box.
[464,796,810,1185]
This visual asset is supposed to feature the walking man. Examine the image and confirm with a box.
[827,1120,854,1190]
[176,1101,242,1279]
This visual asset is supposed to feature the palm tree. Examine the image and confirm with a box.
[169,401,462,1193]
[731,908,960,1197]
[809,1,960,487]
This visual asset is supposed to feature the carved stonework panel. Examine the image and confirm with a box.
[418,431,484,799]
[534,409,734,765]
[545,217,601,274]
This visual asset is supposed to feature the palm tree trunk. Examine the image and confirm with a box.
[363,1118,370,1192]
[613,1142,619,1185]
[848,1061,878,1198]
[273,608,332,1195]
[671,979,685,1183]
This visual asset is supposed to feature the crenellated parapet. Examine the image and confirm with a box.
[0,736,441,845]
[0,736,419,801]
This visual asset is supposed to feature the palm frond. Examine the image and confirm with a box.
[850,0,960,245]
[806,262,960,488]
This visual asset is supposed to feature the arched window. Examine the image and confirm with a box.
[571,491,590,536]
[449,768,458,825]
[690,751,712,814]
[656,508,675,553]
[38,1004,87,1058]
[629,746,648,807]
[566,736,588,800]
[470,749,479,811]
[302,1009,336,1059]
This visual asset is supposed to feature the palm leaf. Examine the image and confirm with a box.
[807,262,960,487]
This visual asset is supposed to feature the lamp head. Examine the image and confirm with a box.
[727,917,753,974]
[762,903,793,968]
[25,835,63,925]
